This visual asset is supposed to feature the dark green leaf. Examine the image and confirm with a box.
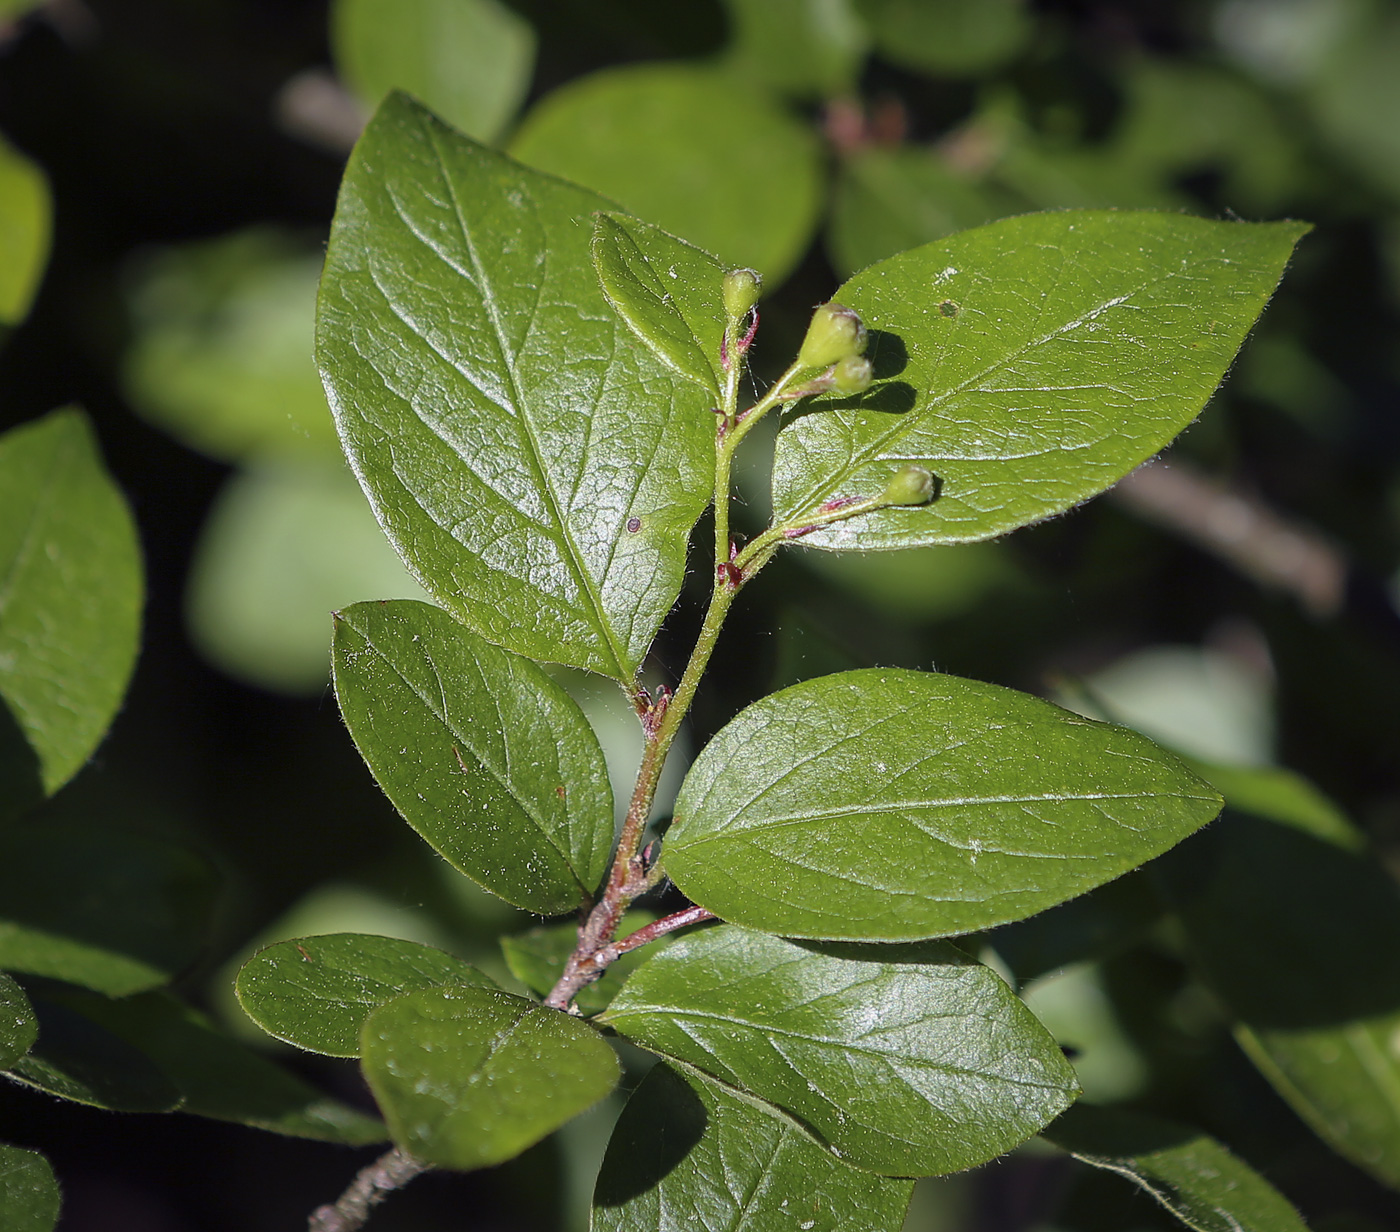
[594,1062,914,1232]
[0,1144,60,1232]
[501,912,667,1016]
[1044,1104,1310,1232]
[332,599,613,914]
[770,212,1308,549]
[236,933,497,1057]
[0,133,50,329]
[332,0,535,144]
[854,0,1030,76]
[1155,764,1400,1190]
[0,973,35,1069]
[592,212,728,397]
[601,925,1079,1176]
[317,93,714,680]
[509,65,822,285]
[362,984,619,1169]
[665,668,1222,940]
[719,0,869,99]
[0,825,219,996]
[0,410,142,818]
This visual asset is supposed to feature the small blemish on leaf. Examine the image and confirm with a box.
[555,785,566,800]
[938,300,959,318]
[626,516,642,533]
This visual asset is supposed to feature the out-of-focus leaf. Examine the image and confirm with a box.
[0,1144,60,1232]
[771,211,1308,549]
[0,132,49,329]
[1045,1104,1311,1232]
[593,1062,915,1232]
[332,0,535,144]
[236,933,496,1057]
[509,64,822,284]
[185,463,428,695]
[501,913,664,1016]
[665,669,1221,940]
[0,410,141,818]
[121,229,337,464]
[855,0,1030,76]
[0,825,218,997]
[1019,964,1147,1103]
[720,0,869,98]
[362,984,619,1169]
[0,973,35,1069]
[1156,763,1400,1189]
[318,93,713,680]
[333,599,613,915]
[602,925,1079,1177]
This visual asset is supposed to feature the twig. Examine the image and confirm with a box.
[308,1147,427,1232]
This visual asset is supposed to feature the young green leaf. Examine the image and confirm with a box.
[0,410,142,819]
[593,1062,914,1232]
[0,1144,60,1232]
[509,64,822,284]
[771,211,1308,548]
[719,0,869,100]
[0,973,36,1070]
[361,984,620,1170]
[0,133,50,330]
[592,212,728,396]
[854,0,1031,76]
[601,925,1079,1177]
[1044,1104,1310,1232]
[317,93,714,681]
[236,933,497,1057]
[332,599,613,915]
[665,669,1222,941]
[0,825,219,997]
[501,913,667,1016]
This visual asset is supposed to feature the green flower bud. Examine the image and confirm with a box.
[832,354,873,395]
[797,301,867,369]
[882,464,935,507]
[722,267,762,320]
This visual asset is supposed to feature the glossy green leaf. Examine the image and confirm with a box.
[0,825,219,996]
[602,925,1079,1176]
[236,933,496,1057]
[594,1061,914,1232]
[0,1144,60,1232]
[720,0,869,99]
[665,669,1222,941]
[0,133,50,328]
[509,64,822,285]
[318,92,714,680]
[770,211,1308,549]
[0,410,142,818]
[45,987,387,1144]
[0,972,35,1069]
[855,0,1030,76]
[1044,1104,1310,1232]
[1155,764,1400,1190]
[332,0,535,144]
[333,599,613,914]
[501,913,667,1016]
[592,212,728,397]
[361,984,620,1170]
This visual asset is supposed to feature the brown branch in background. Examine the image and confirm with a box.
[1110,458,1346,619]
[308,1148,428,1232]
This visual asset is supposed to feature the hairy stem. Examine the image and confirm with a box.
[308,1148,427,1232]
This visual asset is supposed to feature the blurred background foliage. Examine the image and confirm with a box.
[2,0,1400,1228]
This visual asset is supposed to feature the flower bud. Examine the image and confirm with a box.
[832,354,873,395]
[797,301,867,369]
[722,268,762,320]
[882,464,935,507]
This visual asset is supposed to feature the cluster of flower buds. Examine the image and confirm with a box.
[789,301,874,397]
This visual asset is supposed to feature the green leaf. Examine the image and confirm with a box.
[0,410,142,818]
[0,825,219,997]
[854,0,1031,76]
[770,211,1308,549]
[317,92,714,680]
[592,212,728,397]
[601,925,1079,1177]
[236,933,497,1057]
[665,668,1222,941]
[1044,1104,1310,1232]
[719,0,870,99]
[0,1144,60,1232]
[501,913,667,1016]
[332,599,613,914]
[1155,764,1400,1190]
[361,984,620,1170]
[509,64,822,285]
[0,972,36,1069]
[332,0,535,144]
[0,132,50,329]
[593,1061,914,1232]
[42,986,387,1144]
